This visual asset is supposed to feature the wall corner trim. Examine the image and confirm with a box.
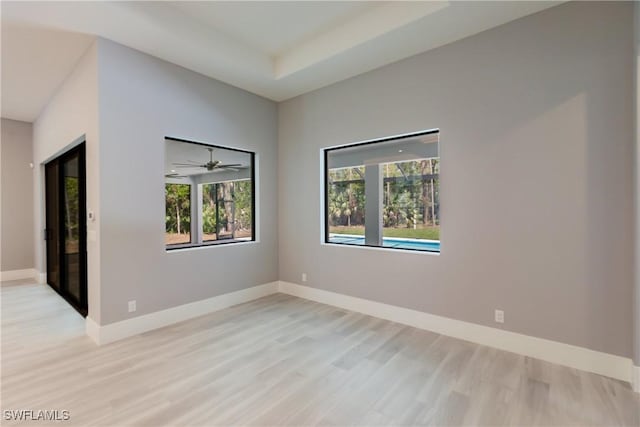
[277,281,634,385]
[85,316,100,345]
[0,268,39,282]
[85,281,279,345]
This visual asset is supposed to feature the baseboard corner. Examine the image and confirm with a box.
[633,365,640,393]
[87,281,279,345]
[85,316,101,345]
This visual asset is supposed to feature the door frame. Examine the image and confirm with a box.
[45,142,88,317]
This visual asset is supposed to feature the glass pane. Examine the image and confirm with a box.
[202,183,217,241]
[165,138,254,247]
[45,162,60,289]
[325,131,440,252]
[217,181,234,240]
[327,166,365,244]
[233,180,252,240]
[165,183,191,245]
[382,159,440,250]
[202,180,253,242]
[63,155,81,300]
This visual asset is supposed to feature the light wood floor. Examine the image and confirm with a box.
[1,281,638,426]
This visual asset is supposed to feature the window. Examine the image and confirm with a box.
[202,180,253,242]
[324,130,440,253]
[165,137,255,249]
[165,183,191,245]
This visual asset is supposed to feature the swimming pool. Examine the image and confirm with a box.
[328,234,440,252]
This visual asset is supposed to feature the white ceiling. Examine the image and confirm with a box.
[168,2,374,57]
[1,22,94,122]
[1,1,563,122]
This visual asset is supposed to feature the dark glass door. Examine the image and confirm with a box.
[45,143,87,316]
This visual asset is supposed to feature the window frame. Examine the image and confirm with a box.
[322,129,440,254]
[164,136,256,251]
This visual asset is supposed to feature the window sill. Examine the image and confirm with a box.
[321,241,440,256]
[166,239,256,253]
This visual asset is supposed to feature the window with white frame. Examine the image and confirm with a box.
[165,137,255,249]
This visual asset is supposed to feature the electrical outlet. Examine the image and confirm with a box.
[494,309,504,324]
[128,300,136,313]
[302,273,307,282]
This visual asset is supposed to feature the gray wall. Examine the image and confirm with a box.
[33,42,100,320]
[1,118,34,272]
[278,2,634,357]
[96,39,278,325]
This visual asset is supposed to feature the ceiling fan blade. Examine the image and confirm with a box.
[172,160,201,165]
[216,164,242,168]
[174,165,204,168]
[173,163,204,167]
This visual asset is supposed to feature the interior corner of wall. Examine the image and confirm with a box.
[632,364,640,393]
[85,316,101,345]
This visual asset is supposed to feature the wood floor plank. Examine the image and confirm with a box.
[2,281,638,426]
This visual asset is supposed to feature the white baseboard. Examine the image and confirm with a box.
[0,268,38,282]
[38,272,46,284]
[85,316,100,343]
[81,279,635,388]
[86,281,279,345]
[278,281,633,385]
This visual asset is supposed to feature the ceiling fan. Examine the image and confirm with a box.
[165,172,187,179]
[172,148,244,172]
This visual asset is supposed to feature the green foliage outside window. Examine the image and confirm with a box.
[202,180,252,238]
[165,183,191,239]
[328,159,440,240]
